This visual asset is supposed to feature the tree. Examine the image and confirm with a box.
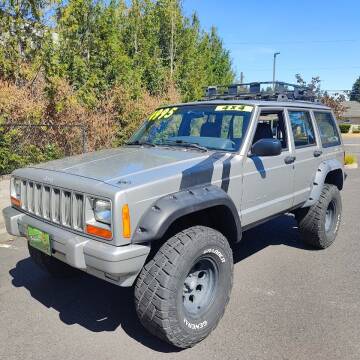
[175,20,234,101]
[0,0,236,173]
[155,0,182,79]
[295,74,347,119]
[295,73,321,96]
[0,0,54,82]
[350,76,360,102]
[204,27,234,86]
[52,0,133,106]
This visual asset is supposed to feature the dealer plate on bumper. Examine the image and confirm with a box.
[27,225,51,256]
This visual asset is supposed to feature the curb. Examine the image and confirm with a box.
[0,175,11,181]
[342,134,360,138]
[344,163,358,169]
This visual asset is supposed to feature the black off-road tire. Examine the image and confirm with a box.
[134,226,233,348]
[28,243,81,278]
[296,184,342,249]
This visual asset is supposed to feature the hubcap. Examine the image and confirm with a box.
[325,200,336,233]
[182,258,218,317]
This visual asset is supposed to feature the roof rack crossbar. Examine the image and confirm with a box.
[203,81,318,103]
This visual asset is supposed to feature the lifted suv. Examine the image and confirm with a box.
[3,83,345,348]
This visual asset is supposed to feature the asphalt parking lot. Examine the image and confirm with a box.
[343,134,360,155]
[1,139,359,360]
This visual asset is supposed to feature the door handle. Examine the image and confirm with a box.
[284,155,296,164]
[313,150,323,157]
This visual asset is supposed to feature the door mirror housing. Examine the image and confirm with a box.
[251,138,282,157]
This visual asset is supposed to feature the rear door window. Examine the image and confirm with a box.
[288,110,316,147]
[313,111,341,147]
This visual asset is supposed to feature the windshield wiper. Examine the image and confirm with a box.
[162,139,208,152]
[126,140,156,147]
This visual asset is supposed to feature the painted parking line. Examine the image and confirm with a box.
[0,228,7,236]
[0,243,17,249]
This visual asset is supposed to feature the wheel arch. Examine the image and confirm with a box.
[303,159,344,208]
[324,168,344,190]
[131,185,242,245]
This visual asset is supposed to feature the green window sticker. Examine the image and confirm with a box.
[148,107,178,121]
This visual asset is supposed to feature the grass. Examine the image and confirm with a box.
[345,154,358,165]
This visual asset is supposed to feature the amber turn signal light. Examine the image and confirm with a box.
[85,224,112,240]
[11,196,21,207]
[122,204,131,238]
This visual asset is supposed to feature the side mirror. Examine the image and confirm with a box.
[251,138,282,157]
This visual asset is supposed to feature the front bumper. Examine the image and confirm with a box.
[2,206,150,287]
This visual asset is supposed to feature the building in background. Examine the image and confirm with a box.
[341,101,360,124]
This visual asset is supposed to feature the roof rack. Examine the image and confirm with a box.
[203,81,319,103]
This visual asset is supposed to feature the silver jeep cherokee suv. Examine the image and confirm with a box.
[3,82,345,348]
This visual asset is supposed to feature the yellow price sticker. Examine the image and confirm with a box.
[148,107,178,121]
[215,105,253,112]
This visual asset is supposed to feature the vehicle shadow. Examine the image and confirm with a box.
[9,258,180,353]
[232,214,314,264]
[9,214,312,353]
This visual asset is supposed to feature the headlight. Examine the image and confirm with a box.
[12,178,21,199]
[10,178,22,207]
[93,199,111,225]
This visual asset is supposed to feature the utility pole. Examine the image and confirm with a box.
[272,52,280,91]
[240,71,244,84]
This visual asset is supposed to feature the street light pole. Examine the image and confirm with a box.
[273,52,280,91]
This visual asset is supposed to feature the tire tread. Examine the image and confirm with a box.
[297,184,341,249]
[134,226,233,348]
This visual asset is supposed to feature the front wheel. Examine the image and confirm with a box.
[134,226,233,348]
[296,184,342,249]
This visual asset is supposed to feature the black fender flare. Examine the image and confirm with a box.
[303,159,344,207]
[131,185,242,244]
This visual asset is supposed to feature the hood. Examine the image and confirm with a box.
[31,146,210,186]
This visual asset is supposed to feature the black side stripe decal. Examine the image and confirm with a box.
[220,154,235,192]
[180,152,234,193]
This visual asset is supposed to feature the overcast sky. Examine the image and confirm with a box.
[183,0,360,92]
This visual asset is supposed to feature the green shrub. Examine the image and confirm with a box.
[352,126,360,134]
[0,129,64,175]
[345,154,357,165]
[339,124,351,133]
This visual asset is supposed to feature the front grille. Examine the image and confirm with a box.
[62,191,71,227]
[52,188,61,223]
[19,180,85,231]
[73,193,84,230]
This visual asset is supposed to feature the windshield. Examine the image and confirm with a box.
[128,104,253,152]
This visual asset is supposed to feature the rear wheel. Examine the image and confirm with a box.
[296,184,342,249]
[134,226,233,348]
[28,243,81,278]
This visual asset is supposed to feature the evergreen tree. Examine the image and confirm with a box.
[52,0,133,105]
[0,0,53,82]
[350,77,360,102]
[0,0,236,116]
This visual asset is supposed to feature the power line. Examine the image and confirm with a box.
[324,89,352,92]
[226,39,359,45]
[239,66,360,72]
